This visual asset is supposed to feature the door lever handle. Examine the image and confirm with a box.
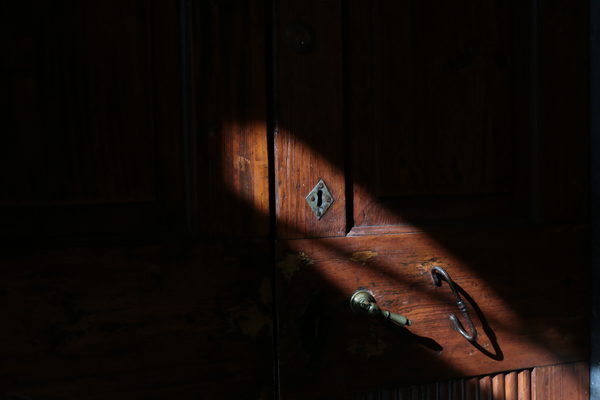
[431,266,478,342]
[350,290,411,327]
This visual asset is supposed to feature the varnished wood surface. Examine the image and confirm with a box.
[0,0,590,398]
[275,0,347,238]
[532,362,589,400]
[348,0,531,227]
[330,0,591,228]
[536,1,589,222]
[1,1,275,399]
[274,0,588,240]
[274,0,588,397]
[277,227,587,398]
[357,362,587,400]
[0,0,185,238]
[0,241,273,399]
[190,0,270,239]
[517,370,531,400]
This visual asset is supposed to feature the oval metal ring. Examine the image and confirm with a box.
[431,266,478,342]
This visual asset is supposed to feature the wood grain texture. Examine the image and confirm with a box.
[505,371,518,400]
[277,226,587,398]
[492,374,506,400]
[358,362,587,400]
[518,369,531,400]
[479,375,492,400]
[0,0,185,238]
[1,3,274,399]
[532,362,589,400]
[348,0,531,227]
[536,1,589,221]
[345,0,588,229]
[189,0,270,238]
[273,1,588,397]
[357,369,529,400]
[275,0,347,238]
[0,241,273,399]
[273,0,588,234]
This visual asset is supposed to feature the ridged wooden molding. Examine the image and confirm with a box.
[357,362,588,400]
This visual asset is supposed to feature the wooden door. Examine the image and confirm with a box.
[1,1,589,399]
[274,1,589,399]
[1,1,274,398]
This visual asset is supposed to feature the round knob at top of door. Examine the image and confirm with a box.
[285,23,314,54]
[350,290,411,327]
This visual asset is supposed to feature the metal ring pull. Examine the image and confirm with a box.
[431,266,478,342]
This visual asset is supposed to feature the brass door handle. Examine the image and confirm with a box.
[349,290,411,327]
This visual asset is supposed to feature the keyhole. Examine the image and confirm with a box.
[316,189,323,207]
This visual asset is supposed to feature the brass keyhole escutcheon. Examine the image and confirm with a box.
[306,179,334,220]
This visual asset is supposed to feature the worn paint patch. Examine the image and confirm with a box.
[350,250,378,264]
[417,257,443,275]
[277,252,314,281]
[235,155,251,171]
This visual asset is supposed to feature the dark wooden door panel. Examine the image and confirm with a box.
[2,1,154,204]
[356,362,588,400]
[348,0,587,228]
[531,362,590,400]
[1,0,184,237]
[1,0,588,397]
[274,0,588,235]
[277,227,587,398]
[348,0,529,227]
[0,241,273,399]
[189,0,270,239]
[2,1,275,399]
[274,0,588,398]
[275,0,347,239]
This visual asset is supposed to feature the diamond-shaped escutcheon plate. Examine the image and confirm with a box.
[305,179,334,220]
